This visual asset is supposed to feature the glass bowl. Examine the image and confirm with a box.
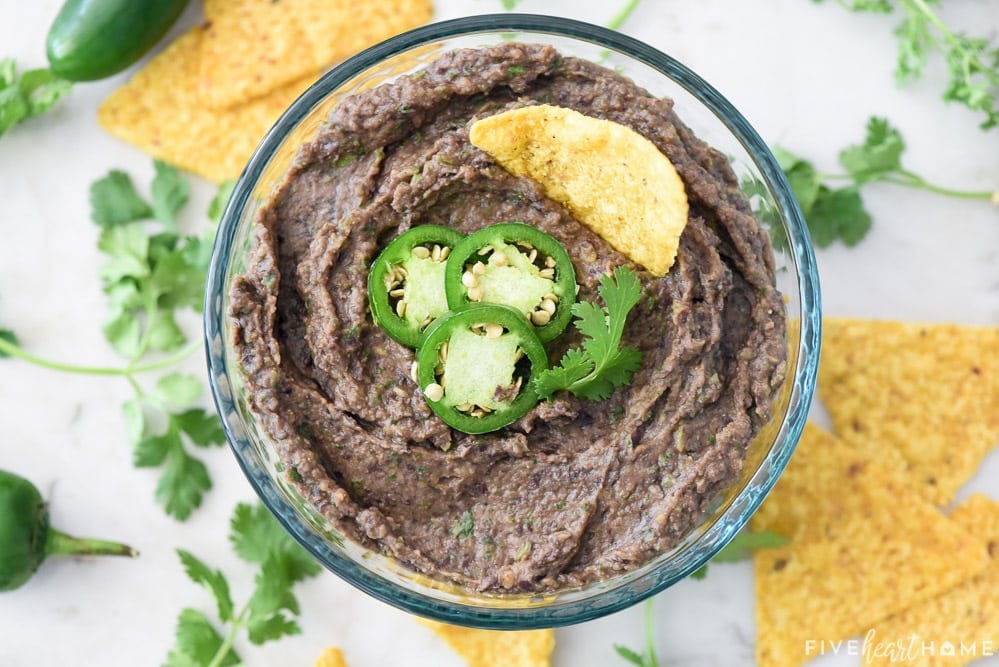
[204,14,821,629]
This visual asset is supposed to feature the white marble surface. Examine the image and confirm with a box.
[1,1,997,666]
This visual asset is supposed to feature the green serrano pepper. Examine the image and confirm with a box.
[0,469,137,592]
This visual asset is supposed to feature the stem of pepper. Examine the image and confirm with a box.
[45,528,138,559]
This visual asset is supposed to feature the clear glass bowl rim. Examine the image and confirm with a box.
[204,13,822,629]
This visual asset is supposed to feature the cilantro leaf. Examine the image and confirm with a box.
[0,328,20,358]
[501,0,523,9]
[153,372,203,410]
[177,550,234,623]
[534,266,644,400]
[18,69,72,117]
[208,180,236,225]
[173,409,226,447]
[0,60,71,137]
[90,171,154,227]
[230,503,321,582]
[163,608,239,667]
[151,160,189,230]
[156,441,212,520]
[816,0,999,129]
[614,645,647,667]
[838,117,905,183]
[690,529,789,580]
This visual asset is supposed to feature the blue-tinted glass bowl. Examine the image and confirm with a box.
[205,14,821,629]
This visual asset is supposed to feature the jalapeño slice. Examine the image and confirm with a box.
[444,223,577,343]
[417,304,547,435]
[368,225,466,348]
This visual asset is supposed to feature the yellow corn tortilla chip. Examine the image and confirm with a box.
[198,0,314,109]
[98,26,317,183]
[820,318,999,505]
[751,424,989,667]
[314,647,348,667]
[295,0,433,68]
[418,618,555,667]
[469,105,689,276]
[863,494,999,667]
[199,0,432,109]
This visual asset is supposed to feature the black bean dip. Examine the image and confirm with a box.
[229,42,787,592]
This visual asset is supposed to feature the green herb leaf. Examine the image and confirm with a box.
[816,0,999,129]
[500,0,522,9]
[838,117,905,183]
[151,160,189,229]
[0,60,71,137]
[614,645,647,667]
[157,441,212,520]
[208,180,236,225]
[451,510,474,538]
[174,409,226,447]
[122,398,146,445]
[154,372,203,410]
[534,266,644,401]
[18,68,72,117]
[0,328,20,358]
[177,550,235,623]
[229,503,321,582]
[134,431,175,468]
[90,171,154,227]
[163,608,239,667]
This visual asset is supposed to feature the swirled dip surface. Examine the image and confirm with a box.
[230,43,787,592]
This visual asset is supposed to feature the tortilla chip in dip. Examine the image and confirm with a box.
[469,104,689,276]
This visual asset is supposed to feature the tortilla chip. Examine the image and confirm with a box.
[198,0,432,109]
[469,105,689,276]
[418,618,555,667]
[820,318,999,505]
[313,647,348,667]
[863,494,999,667]
[198,0,314,109]
[295,0,433,69]
[98,26,317,183]
[752,424,989,667]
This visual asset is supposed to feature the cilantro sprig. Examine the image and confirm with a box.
[748,116,997,249]
[689,529,789,580]
[164,503,322,667]
[0,161,235,520]
[533,266,644,401]
[0,58,72,137]
[614,598,660,667]
[815,0,999,129]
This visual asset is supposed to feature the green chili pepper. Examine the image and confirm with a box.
[417,304,547,434]
[444,223,577,343]
[46,0,191,81]
[368,225,466,348]
[0,469,137,592]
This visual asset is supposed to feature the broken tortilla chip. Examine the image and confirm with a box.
[863,493,999,667]
[98,26,317,183]
[820,318,999,505]
[313,647,349,667]
[198,0,433,109]
[418,618,554,667]
[751,424,989,667]
[469,105,689,276]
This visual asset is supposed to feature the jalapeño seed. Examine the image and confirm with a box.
[472,261,486,275]
[412,246,431,259]
[468,286,484,301]
[424,383,444,402]
[484,323,503,338]
[462,271,478,288]
[531,310,551,326]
